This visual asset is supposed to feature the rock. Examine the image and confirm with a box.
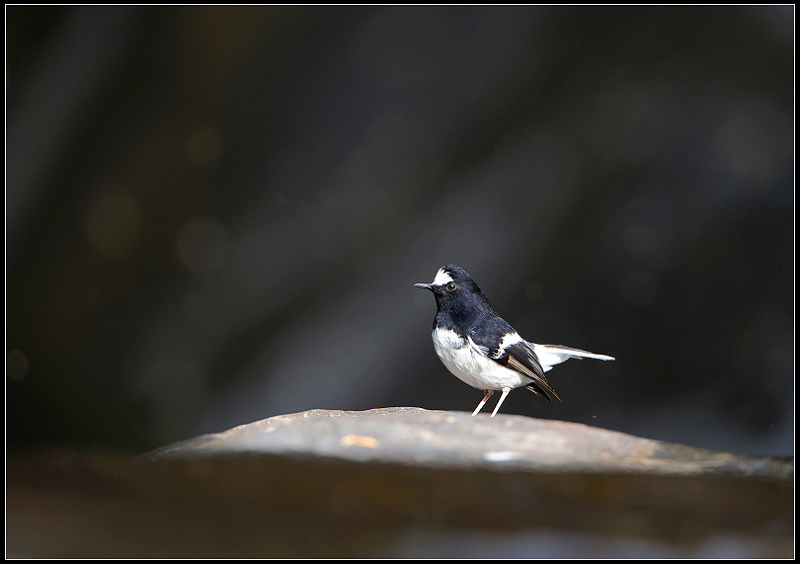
[143,407,793,480]
[7,408,793,558]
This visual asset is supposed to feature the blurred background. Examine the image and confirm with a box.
[7,6,794,456]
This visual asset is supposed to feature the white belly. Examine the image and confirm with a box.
[431,328,530,390]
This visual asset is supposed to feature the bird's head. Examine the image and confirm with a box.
[414,264,485,306]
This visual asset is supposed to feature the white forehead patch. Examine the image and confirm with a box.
[432,268,454,286]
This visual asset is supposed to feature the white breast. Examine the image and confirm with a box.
[431,328,530,391]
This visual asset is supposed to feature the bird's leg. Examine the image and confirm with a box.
[472,390,494,416]
[490,387,512,417]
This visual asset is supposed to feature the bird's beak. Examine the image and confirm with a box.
[414,283,433,290]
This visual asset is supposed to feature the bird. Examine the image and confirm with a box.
[415,264,614,417]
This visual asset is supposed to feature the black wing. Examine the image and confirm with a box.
[468,324,562,402]
[502,340,562,402]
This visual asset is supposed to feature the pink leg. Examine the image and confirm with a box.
[490,387,511,417]
[472,389,494,416]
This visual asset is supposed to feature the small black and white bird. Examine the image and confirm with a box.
[415,264,614,417]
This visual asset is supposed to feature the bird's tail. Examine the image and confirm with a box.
[532,344,615,371]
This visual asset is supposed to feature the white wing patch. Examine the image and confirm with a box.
[500,332,524,346]
[468,331,523,360]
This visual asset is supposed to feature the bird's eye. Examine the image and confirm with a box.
[445,282,457,292]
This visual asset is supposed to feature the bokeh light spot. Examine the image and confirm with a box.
[85,187,140,260]
[185,124,223,167]
[175,216,228,274]
[7,349,30,382]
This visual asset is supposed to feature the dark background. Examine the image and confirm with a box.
[7,6,794,456]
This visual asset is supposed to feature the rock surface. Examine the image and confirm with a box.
[145,407,793,479]
[7,408,794,558]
